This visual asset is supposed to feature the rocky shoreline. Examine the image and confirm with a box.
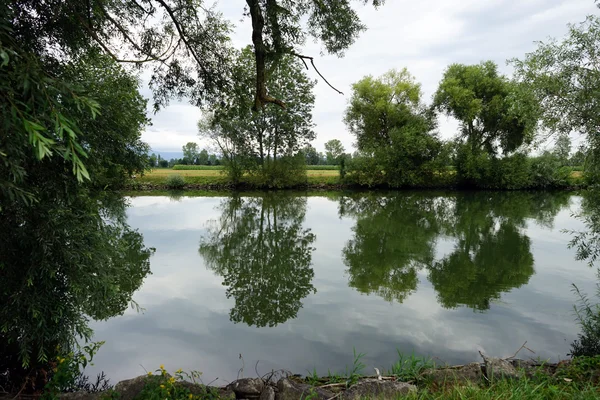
[59,355,571,400]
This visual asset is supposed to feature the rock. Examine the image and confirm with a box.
[484,357,521,381]
[343,379,416,400]
[179,381,235,399]
[114,375,150,400]
[59,392,102,400]
[421,363,483,385]
[260,385,276,400]
[276,378,334,400]
[228,378,265,398]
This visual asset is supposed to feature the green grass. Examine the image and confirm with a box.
[302,351,600,400]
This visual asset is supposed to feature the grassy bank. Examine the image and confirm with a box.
[130,168,586,190]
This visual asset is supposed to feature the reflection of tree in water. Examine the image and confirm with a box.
[568,191,600,266]
[0,193,153,376]
[339,191,571,309]
[339,193,449,303]
[198,194,316,327]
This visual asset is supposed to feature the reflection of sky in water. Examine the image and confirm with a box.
[88,194,596,385]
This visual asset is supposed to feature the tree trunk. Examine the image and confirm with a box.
[246,0,285,110]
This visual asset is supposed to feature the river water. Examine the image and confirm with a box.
[88,191,597,385]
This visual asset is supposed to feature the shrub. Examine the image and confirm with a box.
[249,154,307,188]
[570,282,600,357]
[165,174,186,189]
[530,152,570,189]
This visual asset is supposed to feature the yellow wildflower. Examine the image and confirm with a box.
[188,395,193,399]
[176,368,183,374]
[168,377,176,384]
[59,358,65,364]
[160,385,165,389]
[148,372,153,376]
[160,364,165,370]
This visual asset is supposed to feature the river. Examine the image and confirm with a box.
[88,190,597,385]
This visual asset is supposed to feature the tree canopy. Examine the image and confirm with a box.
[512,15,600,179]
[433,61,538,155]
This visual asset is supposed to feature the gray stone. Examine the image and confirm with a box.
[276,378,334,400]
[228,378,265,398]
[179,381,235,399]
[59,392,102,400]
[260,385,276,400]
[114,375,150,400]
[343,379,416,400]
[421,363,483,385]
[484,357,521,381]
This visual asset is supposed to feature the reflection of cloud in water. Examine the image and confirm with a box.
[88,193,596,384]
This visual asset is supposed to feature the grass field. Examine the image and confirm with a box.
[134,167,585,188]
[145,168,340,178]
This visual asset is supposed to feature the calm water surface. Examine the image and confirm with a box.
[89,191,597,384]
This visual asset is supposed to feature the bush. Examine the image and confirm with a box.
[249,154,307,188]
[570,282,600,357]
[172,165,224,170]
[165,174,186,189]
[530,152,570,189]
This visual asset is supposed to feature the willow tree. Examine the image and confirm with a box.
[512,15,600,181]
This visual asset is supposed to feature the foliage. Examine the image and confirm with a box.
[200,47,315,186]
[0,193,153,382]
[529,152,571,189]
[303,144,321,165]
[324,140,345,165]
[567,191,600,267]
[434,61,538,155]
[198,194,316,327]
[138,365,219,400]
[344,69,444,188]
[570,283,600,357]
[182,143,200,165]
[42,342,104,400]
[247,154,308,189]
[338,191,569,308]
[344,348,366,387]
[512,15,600,181]
[389,352,434,382]
[554,134,572,165]
[165,174,186,189]
[244,0,383,108]
[339,193,444,303]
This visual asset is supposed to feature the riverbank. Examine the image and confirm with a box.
[127,168,587,191]
[58,354,600,400]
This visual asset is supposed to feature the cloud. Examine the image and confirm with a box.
[141,0,598,153]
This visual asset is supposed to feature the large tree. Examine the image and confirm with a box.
[324,139,345,165]
[199,46,315,184]
[0,51,153,385]
[182,142,200,164]
[433,61,538,155]
[512,15,600,179]
[244,0,384,109]
[344,69,443,187]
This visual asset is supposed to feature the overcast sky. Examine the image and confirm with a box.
[141,0,598,155]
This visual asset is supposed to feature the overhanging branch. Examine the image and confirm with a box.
[291,52,344,95]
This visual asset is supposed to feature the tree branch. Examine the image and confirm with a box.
[246,0,286,111]
[291,52,344,95]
